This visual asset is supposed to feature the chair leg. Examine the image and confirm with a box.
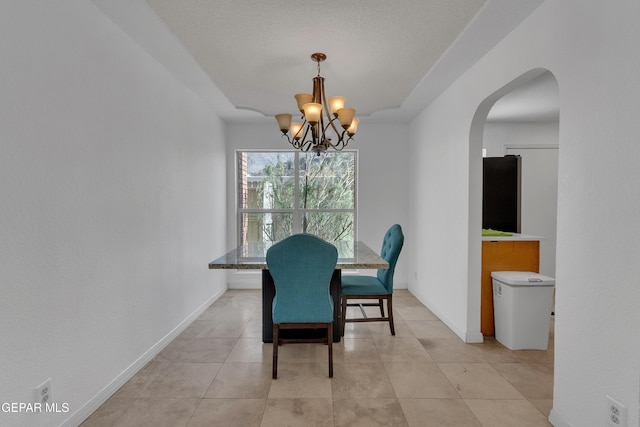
[340,295,347,337]
[272,324,279,379]
[327,322,333,378]
[387,295,395,336]
[378,298,384,316]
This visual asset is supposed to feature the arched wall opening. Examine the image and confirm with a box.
[468,68,559,339]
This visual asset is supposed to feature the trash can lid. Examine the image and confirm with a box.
[491,271,555,286]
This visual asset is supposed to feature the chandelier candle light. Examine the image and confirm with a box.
[275,53,359,154]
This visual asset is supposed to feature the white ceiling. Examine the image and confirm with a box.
[91,0,553,124]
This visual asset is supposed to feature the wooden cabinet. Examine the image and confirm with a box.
[481,240,540,336]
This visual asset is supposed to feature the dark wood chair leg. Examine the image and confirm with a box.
[378,298,384,316]
[387,295,395,336]
[272,324,279,379]
[340,295,347,337]
[327,322,333,378]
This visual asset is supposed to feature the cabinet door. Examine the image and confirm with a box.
[481,240,539,336]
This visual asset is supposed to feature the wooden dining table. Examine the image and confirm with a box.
[208,240,388,343]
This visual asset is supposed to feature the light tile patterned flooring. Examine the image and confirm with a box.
[81,289,554,426]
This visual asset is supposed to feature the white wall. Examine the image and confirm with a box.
[0,1,227,426]
[225,122,410,289]
[483,120,559,157]
[408,1,640,426]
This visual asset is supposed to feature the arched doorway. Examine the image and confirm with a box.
[469,68,559,338]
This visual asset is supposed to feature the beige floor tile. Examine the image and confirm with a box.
[384,363,460,398]
[80,396,133,426]
[277,342,331,363]
[514,345,555,365]
[373,336,433,363]
[113,361,167,398]
[82,397,199,427]
[492,363,554,399]
[240,315,264,338]
[268,362,333,398]
[154,336,237,363]
[392,293,425,308]
[83,289,557,426]
[187,398,265,427]
[198,304,256,322]
[405,320,458,339]
[334,338,381,363]
[261,398,333,427]
[529,398,554,418]
[399,398,482,427]
[342,319,412,338]
[331,362,396,399]
[419,338,487,363]
[438,363,523,399]
[369,319,414,337]
[464,399,552,426]
[396,306,439,321]
[180,317,248,339]
[333,398,409,427]
[341,321,375,338]
[205,362,272,398]
[211,290,261,308]
[226,339,273,363]
[131,362,221,399]
[466,338,522,364]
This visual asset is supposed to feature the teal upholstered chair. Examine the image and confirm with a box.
[266,233,338,379]
[341,224,404,336]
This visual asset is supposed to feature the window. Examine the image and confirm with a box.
[237,150,357,247]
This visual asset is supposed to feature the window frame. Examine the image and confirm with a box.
[236,149,358,247]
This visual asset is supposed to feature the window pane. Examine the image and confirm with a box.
[239,212,293,245]
[303,212,354,243]
[299,152,355,210]
[238,152,296,209]
[237,150,357,247]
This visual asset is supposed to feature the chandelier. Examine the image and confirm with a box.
[275,53,359,154]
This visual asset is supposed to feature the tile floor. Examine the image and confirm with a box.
[81,289,554,426]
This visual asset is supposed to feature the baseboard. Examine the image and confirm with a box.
[61,287,226,427]
[428,306,467,342]
[228,270,261,289]
[548,408,573,427]
[414,298,467,342]
[407,290,483,343]
[465,331,484,343]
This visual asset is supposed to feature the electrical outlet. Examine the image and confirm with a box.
[606,395,627,426]
[35,378,51,405]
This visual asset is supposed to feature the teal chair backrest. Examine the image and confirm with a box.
[376,224,405,293]
[266,233,338,324]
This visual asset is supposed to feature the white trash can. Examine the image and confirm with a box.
[491,271,555,350]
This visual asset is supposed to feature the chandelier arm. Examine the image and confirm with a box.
[335,131,353,150]
[283,133,301,150]
[295,122,319,152]
[321,117,344,146]
[287,119,312,150]
[301,139,316,152]
[319,78,344,146]
[299,120,312,147]
[325,118,344,144]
